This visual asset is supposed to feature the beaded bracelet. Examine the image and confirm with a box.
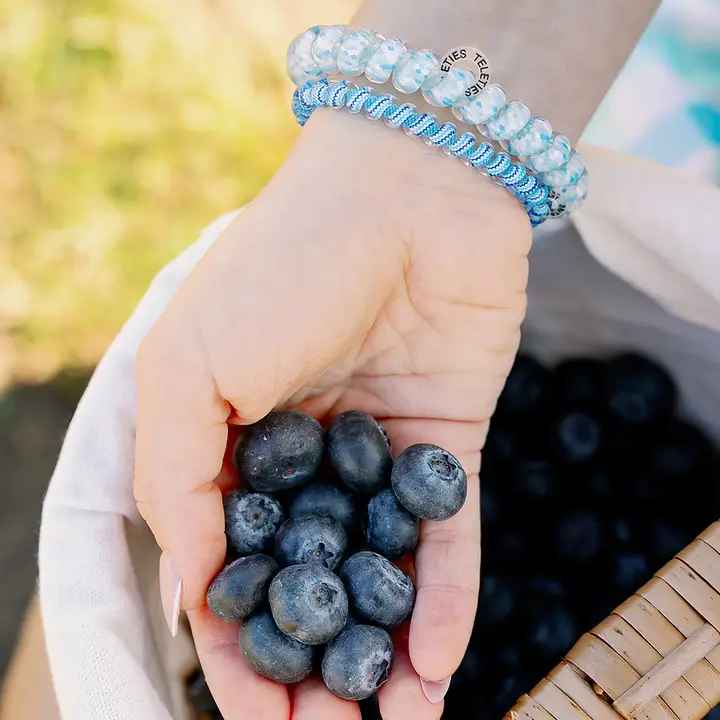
[293,79,552,226]
[287,25,588,217]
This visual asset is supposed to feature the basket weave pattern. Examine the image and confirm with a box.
[507,521,720,720]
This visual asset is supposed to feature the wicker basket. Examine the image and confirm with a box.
[507,522,720,720]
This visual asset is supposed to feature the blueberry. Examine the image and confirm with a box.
[526,576,566,603]
[485,529,530,574]
[649,420,714,483]
[481,483,501,529]
[605,353,677,427]
[239,608,314,684]
[366,488,419,559]
[269,564,348,645]
[607,514,636,548]
[446,648,493,714]
[497,354,551,419]
[321,624,394,700]
[483,421,521,467]
[235,411,324,492]
[207,554,278,622]
[648,520,692,566]
[288,481,359,532]
[509,458,557,503]
[553,411,603,465]
[554,509,605,566]
[527,602,578,664]
[554,358,605,410]
[474,576,516,632]
[327,411,392,495]
[391,444,467,520]
[612,551,651,593]
[275,515,348,570]
[492,672,534,717]
[339,551,415,629]
[586,464,615,502]
[224,490,284,555]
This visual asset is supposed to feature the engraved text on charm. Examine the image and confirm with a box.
[440,46,491,96]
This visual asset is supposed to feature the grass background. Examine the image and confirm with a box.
[1,0,353,389]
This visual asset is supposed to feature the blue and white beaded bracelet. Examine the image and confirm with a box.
[293,79,552,226]
[287,25,588,217]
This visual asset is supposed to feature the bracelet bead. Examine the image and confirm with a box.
[527,135,572,173]
[311,25,346,74]
[365,38,407,84]
[392,50,440,95]
[554,172,589,206]
[483,100,532,141]
[336,30,378,77]
[287,27,323,86]
[421,67,476,108]
[507,117,553,158]
[540,150,586,188]
[451,84,507,125]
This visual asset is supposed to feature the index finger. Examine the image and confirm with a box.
[380,418,482,688]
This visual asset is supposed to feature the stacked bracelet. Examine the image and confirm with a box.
[287,25,588,218]
[293,79,552,226]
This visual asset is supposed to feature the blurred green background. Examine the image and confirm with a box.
[0,0,353,679]
[1,0,356,387]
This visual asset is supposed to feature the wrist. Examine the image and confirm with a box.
[283,106,532,242]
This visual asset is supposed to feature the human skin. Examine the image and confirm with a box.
[134,2,660,719]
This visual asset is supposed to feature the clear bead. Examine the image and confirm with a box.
[336,30,378,77]
[556,171,589,206]
[451,84,506,125]
[287,27,323,86]
[485,101,531,141]
[421,67,475,108]
[541,151,586,188]
[529,135,572,172]
[508,117,553,158]
[311,25,346,74]
[392,50,440,94]
[365,38,407,83]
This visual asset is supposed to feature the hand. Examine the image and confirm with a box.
[134,109,531,720]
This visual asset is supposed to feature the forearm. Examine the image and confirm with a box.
[353,0,660,142]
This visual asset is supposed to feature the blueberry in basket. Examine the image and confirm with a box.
[200,409,465,702]
[439,351,718,720]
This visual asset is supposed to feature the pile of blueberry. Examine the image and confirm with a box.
[445,352,718,720]
[200,410,467,711]
[187,352,719,720]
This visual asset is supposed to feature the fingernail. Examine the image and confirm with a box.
[420,676,452,704]
[159,552,182,638]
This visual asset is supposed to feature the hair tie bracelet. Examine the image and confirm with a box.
[287,25,588,217]
[293,79,552,226]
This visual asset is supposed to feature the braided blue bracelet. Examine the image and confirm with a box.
[288,25,588,218]
[293,78,551,226]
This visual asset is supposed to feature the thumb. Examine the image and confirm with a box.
[133,306,286,633]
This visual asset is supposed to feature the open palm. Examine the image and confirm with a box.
[134,110,531,720]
